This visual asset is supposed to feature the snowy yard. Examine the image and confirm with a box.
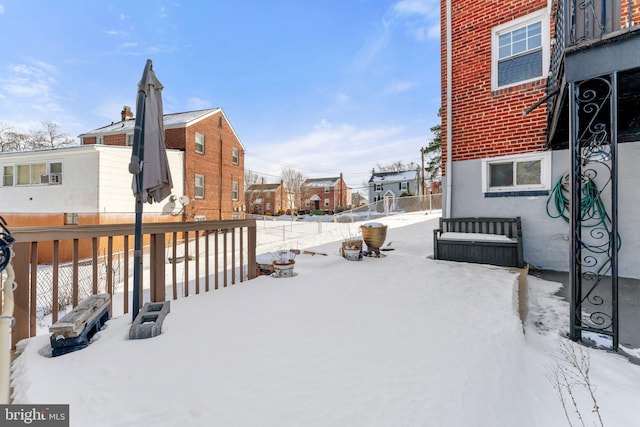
[10,212,640,427]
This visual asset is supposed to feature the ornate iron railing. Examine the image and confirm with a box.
[569,75,619,349]
[548,0,635,130]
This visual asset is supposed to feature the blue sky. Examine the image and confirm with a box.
[0,0,440,193]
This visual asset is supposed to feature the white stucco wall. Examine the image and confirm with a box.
[0,145,184,214]
[444,141,640,278]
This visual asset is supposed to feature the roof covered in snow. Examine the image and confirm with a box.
[304,177,340,187]
[369,170,418,183]
[79,108,221,137]
[246,183,282,192]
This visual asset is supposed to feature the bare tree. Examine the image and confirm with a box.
[244,169,265,212]
[374,161,412,172]
[281,168,308,212]
[29,121,75,150]
[0,125,29,152]
[244,169,263,192]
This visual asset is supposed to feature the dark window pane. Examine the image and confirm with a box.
[498,49,542,86]
[489,163,513,187]
[516,160,541,185]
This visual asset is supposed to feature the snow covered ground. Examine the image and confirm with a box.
[10,211,640,426]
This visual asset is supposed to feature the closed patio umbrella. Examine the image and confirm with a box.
[129,59,173,321]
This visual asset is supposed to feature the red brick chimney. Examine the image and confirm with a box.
[121,106,133,121]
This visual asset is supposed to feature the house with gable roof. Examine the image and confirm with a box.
[368,170,419,205]
[245,181,292,215]
[0,106,246,261]
[80,107,246,221]
[302,174,350,214]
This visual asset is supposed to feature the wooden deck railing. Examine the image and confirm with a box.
[8,219,256,348]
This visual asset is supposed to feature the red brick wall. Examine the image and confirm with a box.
[304,177,349,212]
[81,110,245,220]
[104,134,126,146]
[440,0,549,176]
[181,112,245,220]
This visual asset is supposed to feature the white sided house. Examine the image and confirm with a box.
[0,145,184,227]
[368,170,419,209]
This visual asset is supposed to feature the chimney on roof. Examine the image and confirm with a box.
[121,106,133,121]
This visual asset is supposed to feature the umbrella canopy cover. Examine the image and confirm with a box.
[131,63,173,204]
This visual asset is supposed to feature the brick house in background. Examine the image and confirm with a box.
[245,181,291,215]
[80,107,245,221]
[441,0,640,277]
[302,174,350,213]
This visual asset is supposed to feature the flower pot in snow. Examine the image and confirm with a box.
[272,260,295,278]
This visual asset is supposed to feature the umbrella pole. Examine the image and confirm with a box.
[130,60,152,322]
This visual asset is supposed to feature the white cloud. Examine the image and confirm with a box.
[393,0,440,17]
[120,42,138,49]
[0,4,4,14]
[427,23,440,40]
[2,60,58,98]
[349,19,391,70]
[384,81,416,94]
[245,120,420,188]
[392,0,440,42]
[119,13,128,21]
[334,92,351,104]
[187,97,211,110]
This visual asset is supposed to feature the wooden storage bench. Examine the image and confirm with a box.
[433,217,524,268]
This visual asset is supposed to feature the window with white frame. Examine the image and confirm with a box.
[15,162,62,185]
[2,166,13,186]
[492,9,549,90]
[232,147,239,165]
[324,199,330,207]
[481,152,551,193]
[232,181,239,200]
[195,133,205,154]
[400,182,408,191]
[126,134,134,146]
[375,183,382,192]
[195,174,205,198]
[324,186,329,193]
[97,136,104,145]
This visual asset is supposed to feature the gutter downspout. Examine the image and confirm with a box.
[445,0,453,218]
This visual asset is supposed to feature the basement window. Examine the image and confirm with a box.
[481,152,551,195]
[65,213,79,225]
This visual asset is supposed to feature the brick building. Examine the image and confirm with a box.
[441,0,640,277]
[302,174,350,213]
[80,107,245,221]
[245,181,291,215]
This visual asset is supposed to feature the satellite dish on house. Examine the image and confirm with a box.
[178,195,190,206]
